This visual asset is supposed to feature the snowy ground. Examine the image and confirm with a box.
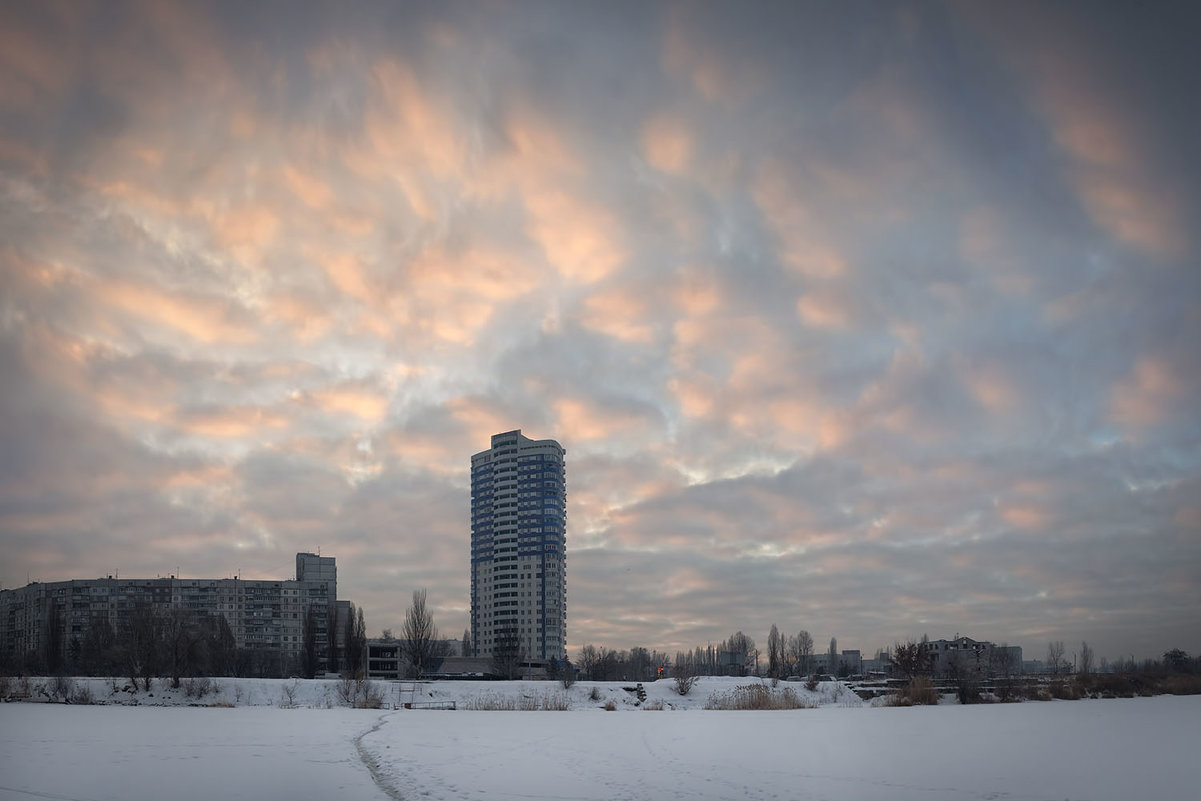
[1,679,1197,801]
[0,675,864,710]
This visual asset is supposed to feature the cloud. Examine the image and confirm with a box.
[524,189,627,284]
[578,283,660,344]
[959,2,1192,262]
[1,0,1198,664]
[1110,354,1194,433]
[99,281,258,345]
[641,113,693,174]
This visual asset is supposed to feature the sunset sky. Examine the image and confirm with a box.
[2,1,1198,663]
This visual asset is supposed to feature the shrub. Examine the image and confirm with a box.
[954,678,982,705]
[1027,682,1052,701]
[50,676,75,702]
[805,675,819,692]
[643,699,665,710]
[1079,673,1136,698]
[1161,675,1201,695]
[588,686,601,702]
[335,677,383,708]
[673,665,698,696]
[534,691,569,711]
[1047,680,1080,701]
[184,677,212,699]
[603,700,617,711]
[69,684,95,705]
[278,679,299,708]
[704,683,811,710]
[336,677,357,706]
[464,691,568,711]
[358,681,385,709]
[463,692,515,710]
[887,676,939,706]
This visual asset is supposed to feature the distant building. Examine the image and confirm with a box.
[364,637,463,679]
[470,430,567,664]
[919,636,1023,678]
[810,650,861,677]
[862,650,891,676]
[365,639,402,679]
[718,649,749,676]
[0,552,354,677]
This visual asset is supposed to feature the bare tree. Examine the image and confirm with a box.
[827,637,838,676]
[462,627,472,657]
[41,602,65,675]
[721,631,755,675]
[301,605,320,679]
[767,625,782,680]
[81,614,117,676]
[1079,641,1094,677]
[792,630,814,676]
[401,589,440,679]
[491,627,523,679]
[1046,641,1066,676]
[162,608,206,688]
[990,643,1019,701]
[325,604,340,676]
[945,651,981,704]
[889,640,930,683]
[629,647,652,682]
[673,662,698,695]
[204,614,236,677]
[560,658,576,688]
[577,644,601,681]
[341,605,366,678]
[123,604,161,691]
[335,604,366,679]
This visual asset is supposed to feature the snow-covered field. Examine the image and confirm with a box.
[1,678,1197,801]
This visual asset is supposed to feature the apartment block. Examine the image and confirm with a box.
[470,429,567,663]
[0,552,349,676]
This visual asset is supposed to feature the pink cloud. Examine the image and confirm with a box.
[641,113,694,173]
[524,189,627,283]
[662,8,763,105]
[98,281,257,345]
[1110,354,1191,431]
[579,284,659,344]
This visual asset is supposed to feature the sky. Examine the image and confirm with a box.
[1,0,1198,664]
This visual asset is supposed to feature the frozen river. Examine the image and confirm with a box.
[1,695,1197,800]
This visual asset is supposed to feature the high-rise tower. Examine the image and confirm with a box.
[470,429,567,662]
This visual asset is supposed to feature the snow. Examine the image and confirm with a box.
[0,707,380,801]
[1,678,1197,801]
[2,675,859,710]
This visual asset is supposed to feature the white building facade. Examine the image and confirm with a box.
[470,430,567,663]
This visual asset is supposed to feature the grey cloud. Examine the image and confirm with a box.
[2,0,1197,662]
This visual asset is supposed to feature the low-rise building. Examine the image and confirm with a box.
[920,637,1023,678]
